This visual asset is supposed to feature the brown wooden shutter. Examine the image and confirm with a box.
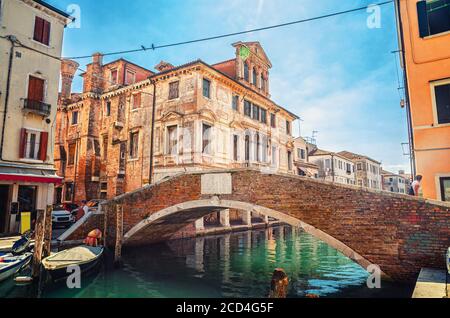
[33,16,44,42]
[28,76,44,102]
[42,20,51,45]
[19,128,27,159]
[39,131,48,161]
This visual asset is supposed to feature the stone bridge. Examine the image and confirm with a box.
[101,169,450,282]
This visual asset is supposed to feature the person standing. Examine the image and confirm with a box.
[409,175,423,196]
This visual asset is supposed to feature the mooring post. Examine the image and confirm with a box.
[43,205,52,258]
[103,204,108,247]
[32,209,46,278]
[114,204,123,266]
[269,268,289,298]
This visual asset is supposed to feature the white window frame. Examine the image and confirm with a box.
[166,124,178,156]
[430,78,450,127]
[24,129,41,160]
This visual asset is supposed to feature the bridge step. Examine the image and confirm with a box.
[412,268,448,298]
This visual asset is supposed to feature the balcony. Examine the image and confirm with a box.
[23,99,51,117]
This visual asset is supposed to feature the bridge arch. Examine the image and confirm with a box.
[123,198,379,275]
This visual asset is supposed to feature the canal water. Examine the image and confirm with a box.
[0,225,413,298]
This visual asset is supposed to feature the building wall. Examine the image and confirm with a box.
[398,0,450,200]
[355,159,382,190]
[0,0,68,233]
[309,154,356,185]
[56,45,299,202]
[382,174,407,194]
[0,0,66,166]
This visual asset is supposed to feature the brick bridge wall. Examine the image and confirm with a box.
[102,169,450,282]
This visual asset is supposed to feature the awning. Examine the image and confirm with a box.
[0,165,62,184]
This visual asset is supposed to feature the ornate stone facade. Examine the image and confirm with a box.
[55,42,301,202]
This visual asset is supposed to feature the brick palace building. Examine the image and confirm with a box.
[54,42,307,203]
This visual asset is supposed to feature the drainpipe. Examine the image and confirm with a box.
[395,0,416,177]
[148,80,157,184]
[0,36,16,162]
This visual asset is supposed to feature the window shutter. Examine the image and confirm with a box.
[34,17,44,42]
[19,128,27,158]
[417,1,430,38]
[42,20,51,45]
[28,76,44,102]
[39,131,48,161]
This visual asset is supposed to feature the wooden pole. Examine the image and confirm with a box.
[103,204,108,247]
[32,209,45,278]
[269,268,289,298]
[43,205,52,258]
[114,204,123,266]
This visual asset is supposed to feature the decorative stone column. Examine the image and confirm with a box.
[242,210,252,225]
[219,209,230,227]
[195,217,205,231]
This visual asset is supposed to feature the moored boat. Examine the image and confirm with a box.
[42,245,104,282]
[0,252,33,282]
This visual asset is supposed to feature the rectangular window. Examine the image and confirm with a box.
[27,75,45,102]
[433,82,450,124]
[71,111,79,125]
[270,113,276,128]
[33,16,50,45]
[132,93,141,110]
[271,146,277,166]
[129,131,139,158]
[169,81,179,100]
[125,70,135,85]
[439,177,450,201]
[287,151,292,171]
[202,124,212,154]
[105,101,111,117]
[64,183,74,202]
[286,121,291,135]
[252,68,257,86]
[232,95,239,111]
[244,100,252,117]
[233,135,238,161]
[102,135,108,160]
[100,182,108,200]
[68,143,76,165]
[252,104,260,121]
[167,125,178,155]
[260,108,267,124]
[203,78,211,98]
[262,136,268,163]
[110,69,118,85]
[417,0,450,37]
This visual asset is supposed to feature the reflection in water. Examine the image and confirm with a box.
[0,225,412,298]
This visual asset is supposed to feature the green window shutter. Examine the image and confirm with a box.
[417,0,430,37]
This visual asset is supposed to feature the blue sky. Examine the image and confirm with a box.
[47,0,410,172]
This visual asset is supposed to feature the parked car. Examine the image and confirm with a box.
[52,205,75,228]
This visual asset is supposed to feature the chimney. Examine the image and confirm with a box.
[83,52,104,93]
[154,61,174,72]
[60,59,79,100]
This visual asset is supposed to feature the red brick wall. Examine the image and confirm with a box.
[101,170,450,282]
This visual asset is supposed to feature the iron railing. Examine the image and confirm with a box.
[23,99,51,117]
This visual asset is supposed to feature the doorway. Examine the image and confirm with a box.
[0,185,11,234]
[18,185,37,229]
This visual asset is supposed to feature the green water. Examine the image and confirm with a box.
[0,226,412,298]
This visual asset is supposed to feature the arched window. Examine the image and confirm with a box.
[244,63,249,82]
[261,74,265,91]
[252,68,257,86]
